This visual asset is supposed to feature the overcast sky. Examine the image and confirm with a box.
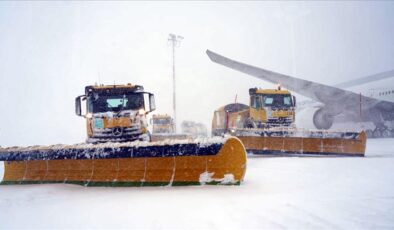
[0,1,393,146]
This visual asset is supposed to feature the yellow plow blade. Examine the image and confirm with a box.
[0,137,247,186]
[235,130,366,157]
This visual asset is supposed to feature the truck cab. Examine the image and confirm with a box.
[75,84,155,143]
[247,87,296,128]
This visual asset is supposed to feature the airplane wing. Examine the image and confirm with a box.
[334,69,394,88]
[206,50,394,113]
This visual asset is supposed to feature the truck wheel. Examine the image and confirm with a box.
[244,118,256,129]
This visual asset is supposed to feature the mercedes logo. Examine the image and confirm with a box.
[112,127,123,136]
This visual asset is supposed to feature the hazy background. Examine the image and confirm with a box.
[0,1,393,146]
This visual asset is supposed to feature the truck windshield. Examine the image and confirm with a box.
[88,93,144,113]
[153,118,172,125]
[262,94,292,107]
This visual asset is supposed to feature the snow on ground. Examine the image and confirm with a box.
[0,139,393,229]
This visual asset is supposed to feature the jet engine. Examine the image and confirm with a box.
[313,108,334,130]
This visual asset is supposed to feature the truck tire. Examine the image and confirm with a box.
[244,118,256,129]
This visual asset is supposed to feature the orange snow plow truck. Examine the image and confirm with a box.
[0,84,247,186]
[212,87,366,157]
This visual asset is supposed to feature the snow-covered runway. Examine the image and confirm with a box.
[1,139,393,229]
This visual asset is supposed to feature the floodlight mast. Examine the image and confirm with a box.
[168,33,183,133]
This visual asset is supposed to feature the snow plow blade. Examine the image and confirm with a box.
[234,129,366,157]
[0,137,247,186]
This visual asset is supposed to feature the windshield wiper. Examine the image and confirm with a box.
[115,94,127,116]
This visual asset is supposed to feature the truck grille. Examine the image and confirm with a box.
[267,117,293,125]
[92,126,143,139]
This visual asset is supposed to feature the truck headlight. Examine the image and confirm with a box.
[86,113,93,119]
[138,109,146,115]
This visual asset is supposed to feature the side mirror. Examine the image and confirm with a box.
[75,96,82,116]
[292,96,296,107]
[75,95,86,117]
[149,94,156,112]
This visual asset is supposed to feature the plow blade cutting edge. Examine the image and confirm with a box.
[0,137,247,186]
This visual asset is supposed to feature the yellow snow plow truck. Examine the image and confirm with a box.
[213,87,295,133]
[0,84,247,186]
[151,114,175,134]
[244,87,296,128]
[75,84,154,143]
[212,87,366,157]
[150,114,188,141]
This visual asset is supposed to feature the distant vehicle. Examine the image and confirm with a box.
[207,50,394,138]
[151,114,175,134]
[181,121,207,138]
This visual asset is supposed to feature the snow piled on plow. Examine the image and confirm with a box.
[0,139,393,229]
[0,136,226,152]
